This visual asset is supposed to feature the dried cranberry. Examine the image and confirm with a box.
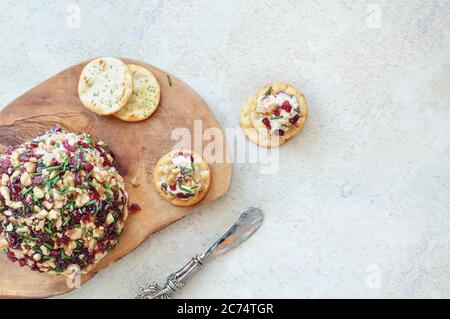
[169,184,177,191]
[6,251,17,262]
[77,141,90,148]
[101,154,113,167]
[97,242,107,253]
[48,251,58,259]
[176,193,189,199]
[50,126,62,133]
[62,140,76,152]
[289,114,300,125]
[88,189,100,201]
[190,155,194,163]
[56,234,70,246]
[82,162,94,172]
[75,172,82,185]
[274,129,285,136]
[281,100,292,113]
[272,106,281,116]
[31,263,40,272]
[261,117,271,129]
[0,159,11,171]
[50,160,59,167]
[32,231,52,245]
[128,203,141,213]
[81,214,91,223]
[32,176,43,186]
[18,258,27,267]
[68,156,78,169]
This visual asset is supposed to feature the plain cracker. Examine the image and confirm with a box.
[78,57,133,115]
[114,64,160,122]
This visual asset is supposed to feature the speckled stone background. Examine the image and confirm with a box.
[0,0,449,298]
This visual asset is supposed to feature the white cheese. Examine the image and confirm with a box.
[170,155,191,168]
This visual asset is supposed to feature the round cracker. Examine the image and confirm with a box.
[240,82,307,148]
[153,150,211,207]
[114,64,161,122]
[78,57,133,115]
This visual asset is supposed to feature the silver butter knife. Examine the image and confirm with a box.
[136,207,264,299]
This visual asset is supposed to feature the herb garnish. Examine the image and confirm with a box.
[84,200,97,207]
[264,86,272,95]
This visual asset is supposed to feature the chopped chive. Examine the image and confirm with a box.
[0,206,5,211]
[44,221,53,235]
[77,185,87,189]
[271,115,283,120]
[51,175,60,185]
[167,74,172,87]
[13,163,22,170]
[83,226,87,238]
[31,246,42,254]
[84,200,97,207]
[60,249,71,261]
[43,242,53,250]
[33,172,42,176]
[63,216,71,227]
[86,171,93,180]
[46,165,61,171]
[93,206,100,216]
[178,181,193,194]
[104,184,112,190]
[87,135,93,146]
[42,255,51,260]
[44,226,53,235]
[62,157,69,171]
[104,192,112,200]
[264,86,272,95]
[57,187,71,195]
[21,186,34,196]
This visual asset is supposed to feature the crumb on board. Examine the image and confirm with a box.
[131,176,140,187]
[128,203,141,213]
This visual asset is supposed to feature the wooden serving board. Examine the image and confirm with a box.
[0,58,232,298]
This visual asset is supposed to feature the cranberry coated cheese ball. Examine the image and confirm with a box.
[0,127,128,275]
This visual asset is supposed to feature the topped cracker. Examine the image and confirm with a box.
[240,82,308,148]
[153,150,211,207]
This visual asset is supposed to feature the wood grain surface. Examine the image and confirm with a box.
[0,58,232,298]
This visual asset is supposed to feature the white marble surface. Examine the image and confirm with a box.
[0,0,449,298]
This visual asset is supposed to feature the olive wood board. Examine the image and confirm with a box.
[0,58,232,298]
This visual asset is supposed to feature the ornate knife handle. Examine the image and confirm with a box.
[137,254,207,299]
[136,207,264,299]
